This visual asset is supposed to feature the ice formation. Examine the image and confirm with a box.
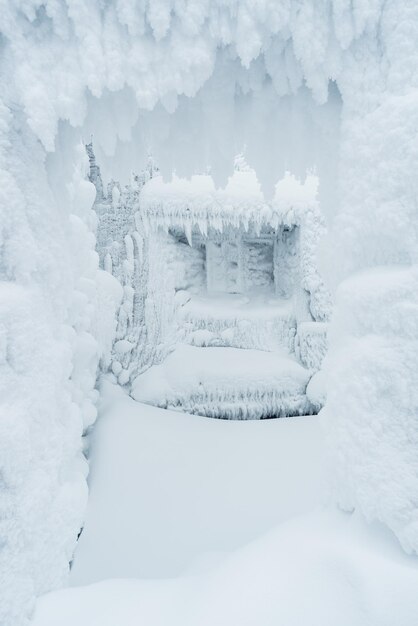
[91,150,176,386]
[0,138,121,626]
[132,344,312,419]
[321,266,418,554]
[95,162,327,419]
[1,0,418,623]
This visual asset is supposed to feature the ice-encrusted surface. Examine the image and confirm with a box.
[178,293,296,352]
[32,385,418,626]
[0,134,120,625]
[139,170,331,321]
[139,170,268,234]
[93,160,177,386]
[295,322,328,371]
[1,0,418,623]
[132,344,312,419]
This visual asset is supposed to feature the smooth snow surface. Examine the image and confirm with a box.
[132,344,311,418]
[33,383,418,626]
[70,382,323,583]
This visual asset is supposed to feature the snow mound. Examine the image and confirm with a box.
[33,509,418,626]
[140,171,319,235]
[132,344,312,419]
[321,266,418,553]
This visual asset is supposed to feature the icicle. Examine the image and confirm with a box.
[198,217,208,237]
[134,211,141,232]
[132,231,143,265]
[112,185,120,208]
[104,252,113,274]
[125,234,134,264]
[184,220,193,246]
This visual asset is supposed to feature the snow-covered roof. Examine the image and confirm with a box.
[139,170,318,237]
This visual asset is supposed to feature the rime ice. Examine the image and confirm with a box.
[1,1,418,625]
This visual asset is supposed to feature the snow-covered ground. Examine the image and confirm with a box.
[71,381,323,582]
[32,382,418,626]
[33,512,418,626]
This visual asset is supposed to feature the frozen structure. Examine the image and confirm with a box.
[130,168,329,418]
[1,1,418,624]
[91,152,330,419]
[88,145,176,385]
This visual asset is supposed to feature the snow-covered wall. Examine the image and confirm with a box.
[322,267,418,553]
[319,0,418,555]
[0,115,120,624]
[1,0,418,623]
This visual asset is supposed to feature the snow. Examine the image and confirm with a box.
[32,383,418,626]
[2,0,418,622]
[179,293,296,352]
[321,265,418,554]
[140,170,268,231]
[137,169,331,321]
[0,129,122,624]
[0,1,347,195]
[95,163,329,392]
[306,370,328,410]
[33,509,418,626]
[295,321,328,370]
[71,382,324,582]
[132,344,312,419]
[0,282,87,626]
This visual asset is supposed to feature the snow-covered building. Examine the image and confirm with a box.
[92,153,330,419]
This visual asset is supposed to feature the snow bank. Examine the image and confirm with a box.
[33,509,418,626]
[132,344,312,419]
[321,266,418,554]
[0,283,87,626]
[32,379,418,626]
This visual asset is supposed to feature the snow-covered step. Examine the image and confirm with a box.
[131,345,313,419]
[177,293,296,352]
